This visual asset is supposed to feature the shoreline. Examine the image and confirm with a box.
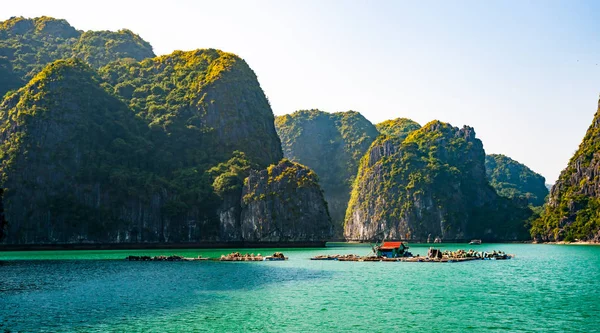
[342,240,533,244]
[3,240,597,252]
[536,241,600,245]
[0,241,327,252]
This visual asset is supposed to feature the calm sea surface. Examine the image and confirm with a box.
[1,243,599,332]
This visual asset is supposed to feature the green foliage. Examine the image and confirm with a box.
[72,29,153,68]
[243,159,322,204]
[209,151,254,198]
[485,154,548,207]
[275,109,379,231]
[0,16,155,97]
[375,118,421,140]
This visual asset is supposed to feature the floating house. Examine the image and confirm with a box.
[376,241,409,258]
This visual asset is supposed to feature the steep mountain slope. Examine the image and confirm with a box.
[275,110,379,236]
[485,154,548,207]
[0,16,155,97]
[344,121,532,241]
[101,49,282,170]
[532,100,600,242]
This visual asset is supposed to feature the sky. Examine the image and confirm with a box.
[3,0,600,183]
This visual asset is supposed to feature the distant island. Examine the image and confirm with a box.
[0,16,599,247]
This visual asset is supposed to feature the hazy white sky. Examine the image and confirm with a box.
[3,0,600,183]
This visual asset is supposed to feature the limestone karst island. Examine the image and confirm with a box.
[1,3,599,332]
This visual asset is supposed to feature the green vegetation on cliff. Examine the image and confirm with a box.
[72,29,154,68]
[101,49,282,170]
[345,121,532,241]
[532,101,600,242]
[375,118,421,140]
[485,154,548,207]
[0,16,155,97]
[275,110,378,235]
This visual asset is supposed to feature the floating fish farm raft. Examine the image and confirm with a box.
[125,252,288,262]
[311,242,514,263]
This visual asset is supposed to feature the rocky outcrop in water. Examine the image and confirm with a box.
[532,99,600,242]
[241,159,332,242]
[344,121,532,242]
[275,110,378,237]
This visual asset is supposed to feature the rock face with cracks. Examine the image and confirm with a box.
[241,159,332,242]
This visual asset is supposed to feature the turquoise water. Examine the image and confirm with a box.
[1,243,599,332]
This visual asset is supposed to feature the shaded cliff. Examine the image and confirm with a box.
[485,154,548,207]
[0,16,155,97]
[532,100,600,242]
[0,189,5,241]
[375,118,421,140]
[275,110,379,237]
[0,59,166,243]
[241,159,332,241]
[344,121,532,242]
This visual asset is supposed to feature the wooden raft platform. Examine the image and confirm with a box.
[312,255,513,262]
[311,249,514,263]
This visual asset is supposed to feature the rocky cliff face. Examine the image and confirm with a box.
[0,16,155,97]
[532,100,600,242]
[485,154,548,207]
[241,159,332,242]
[344,121,532,242]
[275,110,378,237]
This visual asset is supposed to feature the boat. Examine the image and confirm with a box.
[469,239,482,245]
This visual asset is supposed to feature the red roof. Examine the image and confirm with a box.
[379,241,403,250]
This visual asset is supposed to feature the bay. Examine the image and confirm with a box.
[1,243,598,332]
